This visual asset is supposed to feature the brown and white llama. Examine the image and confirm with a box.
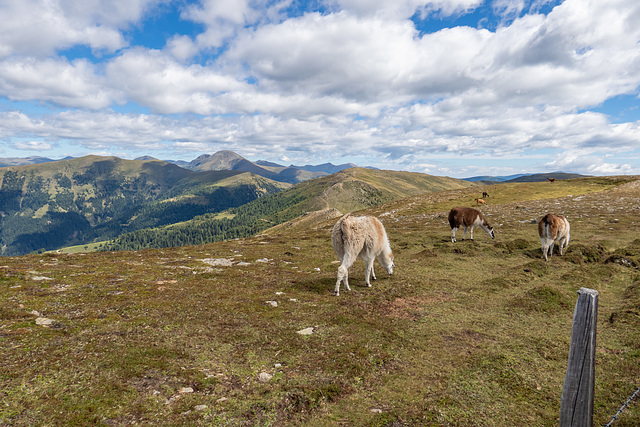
[448,207,495,243]
[332,214,394,296]
[538,214,570,261]
[475,198,486,206]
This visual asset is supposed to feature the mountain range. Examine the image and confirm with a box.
[463,172,588,183]
[0,150,586,256]
[0,154,290,255]
[0,151,359,185]
[0,151,472,255]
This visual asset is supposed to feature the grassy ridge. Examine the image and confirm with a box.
[1,176,639,425]
[101,168,473,252]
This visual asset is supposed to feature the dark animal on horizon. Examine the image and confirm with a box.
[547,177,556,183]
[332,214,394,296]
[448,207,495,243]
[538,214,570,261]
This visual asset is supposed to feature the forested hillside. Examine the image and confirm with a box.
[0,156,288,255]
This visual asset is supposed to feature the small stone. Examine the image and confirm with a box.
[201,258,233,267]
[297,327,314,335]
[194,405,208,411]
[258,372,273,382]
[216,397,228,403]
[35,317,55,327]
[370,408,383,414]
[265,300,278,307]
[179,387,194,394]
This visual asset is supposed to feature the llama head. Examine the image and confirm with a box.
[488,227,495,239]
[381,251,394,275]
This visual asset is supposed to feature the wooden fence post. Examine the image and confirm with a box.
[559,287,599,427]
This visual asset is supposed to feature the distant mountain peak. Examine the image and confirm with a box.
[191,151,247,171]
[288,162,358,175]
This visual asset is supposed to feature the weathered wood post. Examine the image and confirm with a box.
[559,287,599,427]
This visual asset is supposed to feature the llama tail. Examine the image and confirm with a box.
[332,213,351,258]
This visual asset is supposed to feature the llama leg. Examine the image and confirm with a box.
[371,263,376,281]
[559,238,567,256]
[469,226,474,241]
[335,265,350,296]
[541,239,549,261]
[451,227,458,243]
[365,259,375,287]
[462,226,468,240]
[335,254,356,295]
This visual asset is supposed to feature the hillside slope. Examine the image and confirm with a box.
[0,156,288,255]
[101,168,474,252]
[1,176,639,425]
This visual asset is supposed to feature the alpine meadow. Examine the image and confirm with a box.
[1,174,639,426]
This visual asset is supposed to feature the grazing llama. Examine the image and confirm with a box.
[448,207,495,243]
[538,214,570,261]
[482,191,490,198]
[475,198,486,206]
[547,177,556,183]
[332,214,394,296]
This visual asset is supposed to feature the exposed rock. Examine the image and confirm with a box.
[297,327,314,335]
[258,372,273,382]
[35,317,55,327]
[201,258,234,267]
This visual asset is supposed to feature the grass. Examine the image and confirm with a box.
[46,241,108,254]
[1,176,639,426]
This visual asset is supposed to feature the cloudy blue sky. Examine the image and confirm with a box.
[0,0,639,178]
